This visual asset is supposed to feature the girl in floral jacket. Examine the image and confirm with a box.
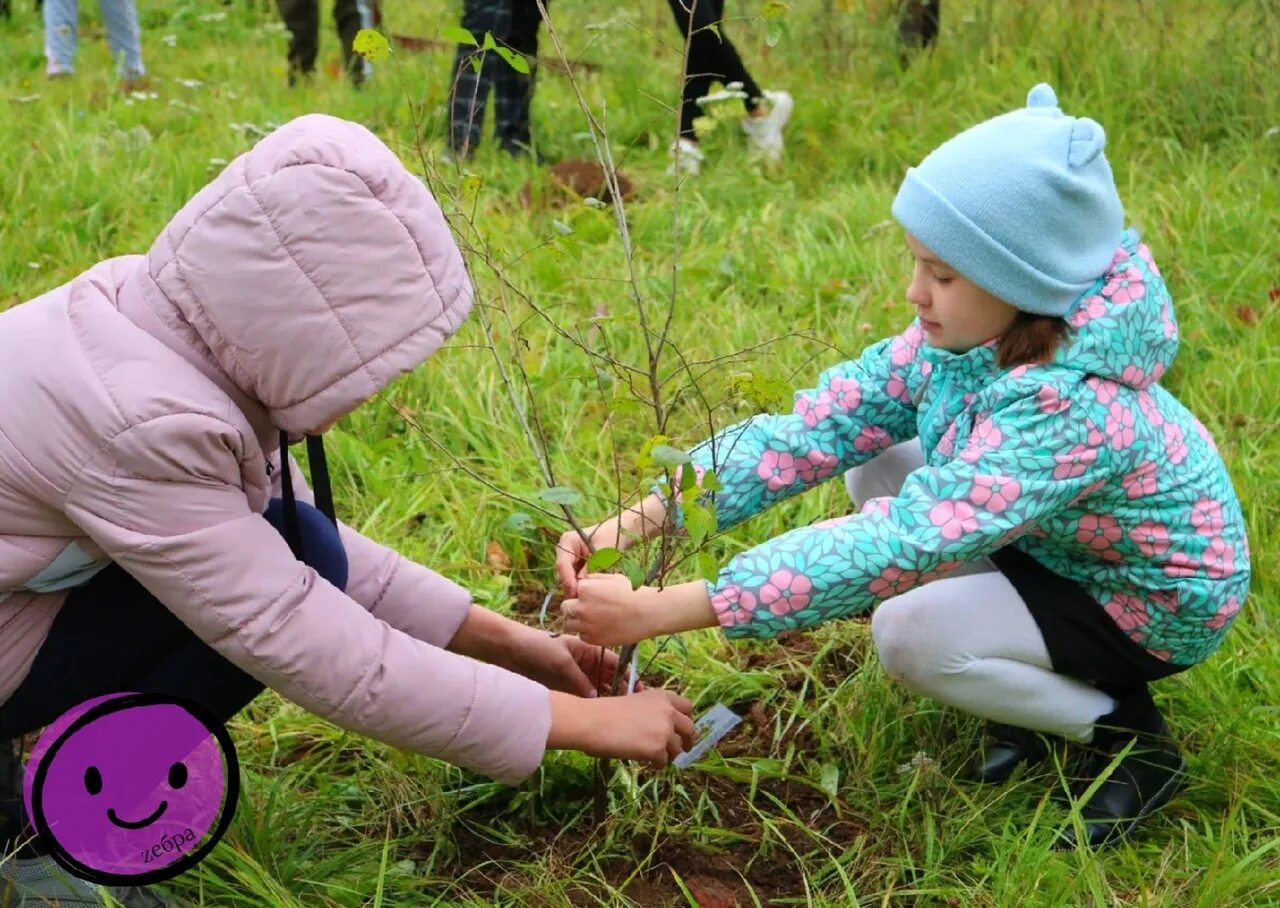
[556,84,1250,850]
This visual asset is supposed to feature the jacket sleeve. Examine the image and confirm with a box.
[706,388,1115,637]
[270,452,471,649]
[668,326,925,532]
[64,415,550,785]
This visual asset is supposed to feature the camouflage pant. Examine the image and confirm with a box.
[449,0,547,155]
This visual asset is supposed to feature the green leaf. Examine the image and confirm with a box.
[495,46,531,74]
[818,763,840,800]
[482,31,497,50]
[469,55,483,74]
[762,0,790,19]
[684,502,715,548]
[701,470,725,493]
[538,486,583,507]
[651,444,691,469]
[585,547,623,573]
[765,18,787,46]
[621,557,645,590]
[697,551,720,584]
[504,512,535,533]
[551,219,574,235]
[440,26,478,46]
[679,463,698,498]
[636,434,671,471]
[352,28,391,62]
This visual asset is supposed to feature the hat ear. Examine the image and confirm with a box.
[1026,83,1059,109]
[1068,117,1108,167]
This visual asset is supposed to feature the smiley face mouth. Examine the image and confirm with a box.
[107,801,168,830]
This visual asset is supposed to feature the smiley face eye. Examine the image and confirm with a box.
[168,762,188,790]
[84,766,103,796]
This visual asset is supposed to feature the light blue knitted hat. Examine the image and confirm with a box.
[891,83,1125,317]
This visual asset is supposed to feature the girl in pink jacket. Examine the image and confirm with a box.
[0,115,692,901]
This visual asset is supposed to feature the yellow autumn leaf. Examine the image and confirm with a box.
[352,29,391,63]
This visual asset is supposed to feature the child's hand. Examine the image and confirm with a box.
[548,688,695,766]
[560,574,654,646]
[554,523,621,598]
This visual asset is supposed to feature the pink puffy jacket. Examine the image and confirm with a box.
[0,115,551,784]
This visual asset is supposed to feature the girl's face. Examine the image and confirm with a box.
[904,233,1019,353]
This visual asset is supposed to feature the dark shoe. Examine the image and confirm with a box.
[1055,731,1187,850]
[965,723,1050,784]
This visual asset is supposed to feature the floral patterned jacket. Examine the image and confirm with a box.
[675,229,1249,667]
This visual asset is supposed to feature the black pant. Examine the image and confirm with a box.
[989,546,1191,736]
[276,0,366,85]
[665,0,763,139]
[449,0,546,154]
[0,499,347,853]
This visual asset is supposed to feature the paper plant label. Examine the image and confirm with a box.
[673,703,742,769]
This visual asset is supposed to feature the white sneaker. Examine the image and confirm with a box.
[740,89,793,162]
[667,137,705,177]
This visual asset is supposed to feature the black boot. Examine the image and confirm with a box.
[965,723,1050,784]
[1056,693,1186,850]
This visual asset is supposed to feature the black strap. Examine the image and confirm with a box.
[279,430,305,560]
[306,434,337,527]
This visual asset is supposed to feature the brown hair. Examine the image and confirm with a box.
[996,311,1072,369]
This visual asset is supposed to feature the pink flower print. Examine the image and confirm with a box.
[868,566,920,599]
[920,361,933,379]
[797,449,838,483]
[1075,513,1123,560]
[757,450,797,491]
[1084,421,1105,448]
[795,391,834,428]
[814,514,857,530]
[1068,294,1108,328]
[1111,246,1130,267]
[890,333,918,366]
[1130,520,1171,557]
[1137,243,1162,276]
[759,570,813,616]
[711,584,758,627]
[1163,422,1188,465]
[1161,312,1176,340]
[1088,378,1120,407]
[1202,537,1235,579]
[1163,550,1200,578]
[970,476,1022,513]
[854,426,893,453]
[1137,391,1164,427]
[1206,596,1241,630]
[1150,360,1168,382]
[935,424,958,459]
[1104,592,1150,631]
[1103,266,1146,305]
[1190,498,1225,536]
[884,374,912,403]
[827,376,863,412]
[929,500,980,540]
[971,418,1003,450]
[1121,365,1149,388]
[1053,444,1099,480]
[1150,589,1180,614]
[1122,462,1158,499]
[1106,401,1136,449]
[1037,384,1070,414]
[859,497,892,517]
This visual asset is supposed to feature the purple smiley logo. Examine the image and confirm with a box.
[23,692,239,886]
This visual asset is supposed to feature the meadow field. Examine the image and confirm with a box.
[2,0,1278,904]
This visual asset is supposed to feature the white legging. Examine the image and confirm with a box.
[851,441,1117,742]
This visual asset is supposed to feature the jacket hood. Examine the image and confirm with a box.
[117,114,474,436]
[1053,227,1178,389]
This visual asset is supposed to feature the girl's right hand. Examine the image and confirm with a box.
[554,523,620,598]
[547,689,695,765]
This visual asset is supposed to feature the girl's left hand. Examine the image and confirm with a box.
[560,573,655,647]
[507,629,640,697]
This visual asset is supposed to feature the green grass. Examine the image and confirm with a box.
[3,0,1279,904]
